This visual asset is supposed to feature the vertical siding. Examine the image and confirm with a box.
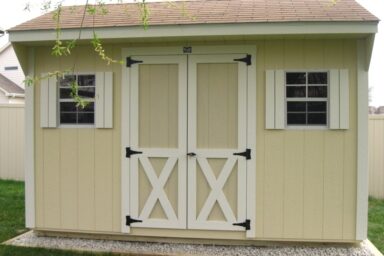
[256,39,357,240]
[34,39,358,241]
[369,115,384,199]
[0,104,24,181]
[34,45,121,232]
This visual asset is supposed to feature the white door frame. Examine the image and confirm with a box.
[121,45,257,238]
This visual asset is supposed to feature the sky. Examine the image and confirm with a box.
[0,0,383,106]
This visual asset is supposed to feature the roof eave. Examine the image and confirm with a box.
[8,21,379,43]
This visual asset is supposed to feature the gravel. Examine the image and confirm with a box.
[5,231,377,256]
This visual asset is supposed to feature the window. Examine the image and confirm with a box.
[59,74,95,125]
[285,71,328,126]
[4,66,18,71]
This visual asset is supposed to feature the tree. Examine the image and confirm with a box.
[24,0,166,107]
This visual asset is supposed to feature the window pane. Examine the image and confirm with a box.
[308,72,327,84]
[308,102,327,112]
[60,75,76,87]
[79,102,95,112]
[78,75,95,86]
[60,102,77,112]
[308,113,327,125]
[60,113,77,124]
[286,72,306,84]
[60,88,72,99]
[78,87,95,98]
[287,113,306,125]
[308,86,327,98]
[287,86,306,98]
[287,102,306,112]
[78,113,94,124]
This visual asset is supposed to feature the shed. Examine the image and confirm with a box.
[8,0,378,244]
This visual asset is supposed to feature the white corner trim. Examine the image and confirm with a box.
[356,39,369,241]
[25,47,35,228]
[9,21,378,43]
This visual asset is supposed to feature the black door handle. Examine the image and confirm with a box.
[187,152,196,157]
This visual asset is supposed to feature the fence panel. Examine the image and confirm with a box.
[0,104,24,181]
[369,115,384,199]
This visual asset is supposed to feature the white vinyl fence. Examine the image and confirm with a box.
[0,104,24,181]
[369,115,384,199]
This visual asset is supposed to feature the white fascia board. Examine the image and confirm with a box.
[9,21,378,43]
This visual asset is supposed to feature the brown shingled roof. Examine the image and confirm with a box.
[9,0,378,32]
[0,74,24,94]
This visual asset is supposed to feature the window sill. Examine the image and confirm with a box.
[59,124,95,129]
[286,125,328,130]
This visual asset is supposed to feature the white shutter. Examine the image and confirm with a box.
[95,72,105,128]
[95,71,113,128]
[330,69,349,130]
[275,70,285,129]
[40,74,57,128]
[104,72,113,128]
[265,70,275,129]
[329,69,340,129]
[265,70,285,129]
[339,69,349,129]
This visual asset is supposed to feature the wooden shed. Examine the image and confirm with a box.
[8,0,378,244]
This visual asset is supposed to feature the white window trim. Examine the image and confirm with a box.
[285,70,329,129]
[58,73,96,128]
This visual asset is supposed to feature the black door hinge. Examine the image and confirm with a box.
[126,147,143,158]
[233,219,251,230]
[126,57,143,67]
[126,215,143,226]
[233,148,251,160]
[234,54,252,66]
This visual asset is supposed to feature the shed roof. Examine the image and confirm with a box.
[9,0,378,31]
[0,73,24,95]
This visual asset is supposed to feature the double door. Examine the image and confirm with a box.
[126,54,251,233]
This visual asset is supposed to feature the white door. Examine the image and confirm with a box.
[128,55,187,229]
[187,54,249,231]
[125,52,252,233]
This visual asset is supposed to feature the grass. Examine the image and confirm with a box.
[0,179,114,256]
[368,197,384,253]
[0,179,383,255]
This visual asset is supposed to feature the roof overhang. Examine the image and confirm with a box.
[8,21,378,43]
[0,87,24,98]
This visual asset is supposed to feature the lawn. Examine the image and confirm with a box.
[368,197,384,253]
[0,179,383,255]
[0,180,114,256]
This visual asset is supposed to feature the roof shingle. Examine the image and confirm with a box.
[9,0,378,31]
[0,74,24,94]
